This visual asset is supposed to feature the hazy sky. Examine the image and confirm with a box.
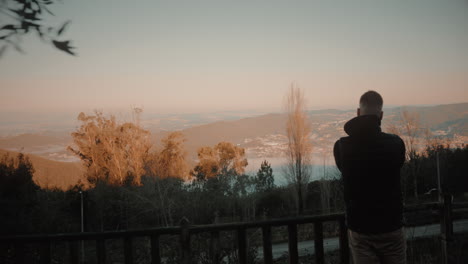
[1,0,468,114]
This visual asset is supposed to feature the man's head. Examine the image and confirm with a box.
[358,90,383,119]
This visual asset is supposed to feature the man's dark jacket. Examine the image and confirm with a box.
[334,115,405,234]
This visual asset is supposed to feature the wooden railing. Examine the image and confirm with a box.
[2,197,467,264]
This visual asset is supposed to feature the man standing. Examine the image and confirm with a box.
[334,91,406,264]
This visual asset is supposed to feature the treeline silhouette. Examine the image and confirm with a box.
[0,154,339,234]
[1,109,467,263]
[0,145,467,263]
[401,144,468,202]
[1,144,466,236]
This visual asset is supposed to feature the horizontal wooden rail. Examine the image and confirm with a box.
[1,202,467,264]
[1,202,452,243]
[404,202,441,212]
[0,226,181,243]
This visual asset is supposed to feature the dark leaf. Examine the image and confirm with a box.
[21,21,40,32]
[21,21,29,33]
[43,6,54,16]
[57,20,71,36]
[52,40,76,55]
[32,1,41,12]
[1,25,17,31]
[36,29,44,40]
[9,8,26,18]
[24,11,41,21]
[0,32,15,40]
[0,45,7,58]
[12,42,24,53]
[28,21,40,28]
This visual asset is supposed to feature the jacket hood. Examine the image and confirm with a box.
[344,115,382,137]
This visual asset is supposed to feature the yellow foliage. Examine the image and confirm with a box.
[68,109,151,186]
[192,142,248,179]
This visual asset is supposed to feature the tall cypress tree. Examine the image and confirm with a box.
[255,160,275,193]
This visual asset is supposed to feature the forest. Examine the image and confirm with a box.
[0,105,467,263]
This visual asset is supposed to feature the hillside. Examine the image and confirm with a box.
[166,102,468,160]
[0,149,85,190]
[0,133,66,148]
[384,103,468,131]
[0,103,466,188]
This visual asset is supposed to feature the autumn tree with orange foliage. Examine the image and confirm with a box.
[158,132,189,179]
[386,109,423,200]
[191,141,248,180]
[284,84,313,215]
[68,109,151,186]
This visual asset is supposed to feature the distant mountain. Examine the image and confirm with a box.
[0,133,67,148]
[179,102,465,139]
[0,133,77,162]
[0,109,269,136]
[0,103,466,188]
[0,149,85,190]
[161,102,468,169]
[383,103,468,134]
[178,113,287,149]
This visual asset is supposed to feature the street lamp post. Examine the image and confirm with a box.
[437,152,442,202]
[79,191,85,263]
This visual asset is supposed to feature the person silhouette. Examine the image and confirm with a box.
[334,90,406,264]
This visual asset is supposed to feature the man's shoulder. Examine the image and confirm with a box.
[380,132,404,143]
[335,136,351,144]
[335,133,404,145]
[335,133,404,150]
[333,136,351,150]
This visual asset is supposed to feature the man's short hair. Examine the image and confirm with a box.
[359,90,383,113]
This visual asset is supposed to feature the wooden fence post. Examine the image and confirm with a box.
[314,221,324,264]
[124,236,133,264]
[210,212,220,263]
[40,240,51,264]
[68,240,79,264]
[339,216,349,264]
[14,242,25,264]
[288,224,298,264]
[262,226,273,264]
[150,235,161,264]
[96,239,105,264]
[237,228,247,264]
[180,217,191,264]
[209,231,220,263]
[440,193,453,264]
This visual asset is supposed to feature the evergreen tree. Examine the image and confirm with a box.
[0,153,39,234]
[254,160,275,193]
[0,153,38,199]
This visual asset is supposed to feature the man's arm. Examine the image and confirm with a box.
[333,139,342,171]
[398,137,406,168]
